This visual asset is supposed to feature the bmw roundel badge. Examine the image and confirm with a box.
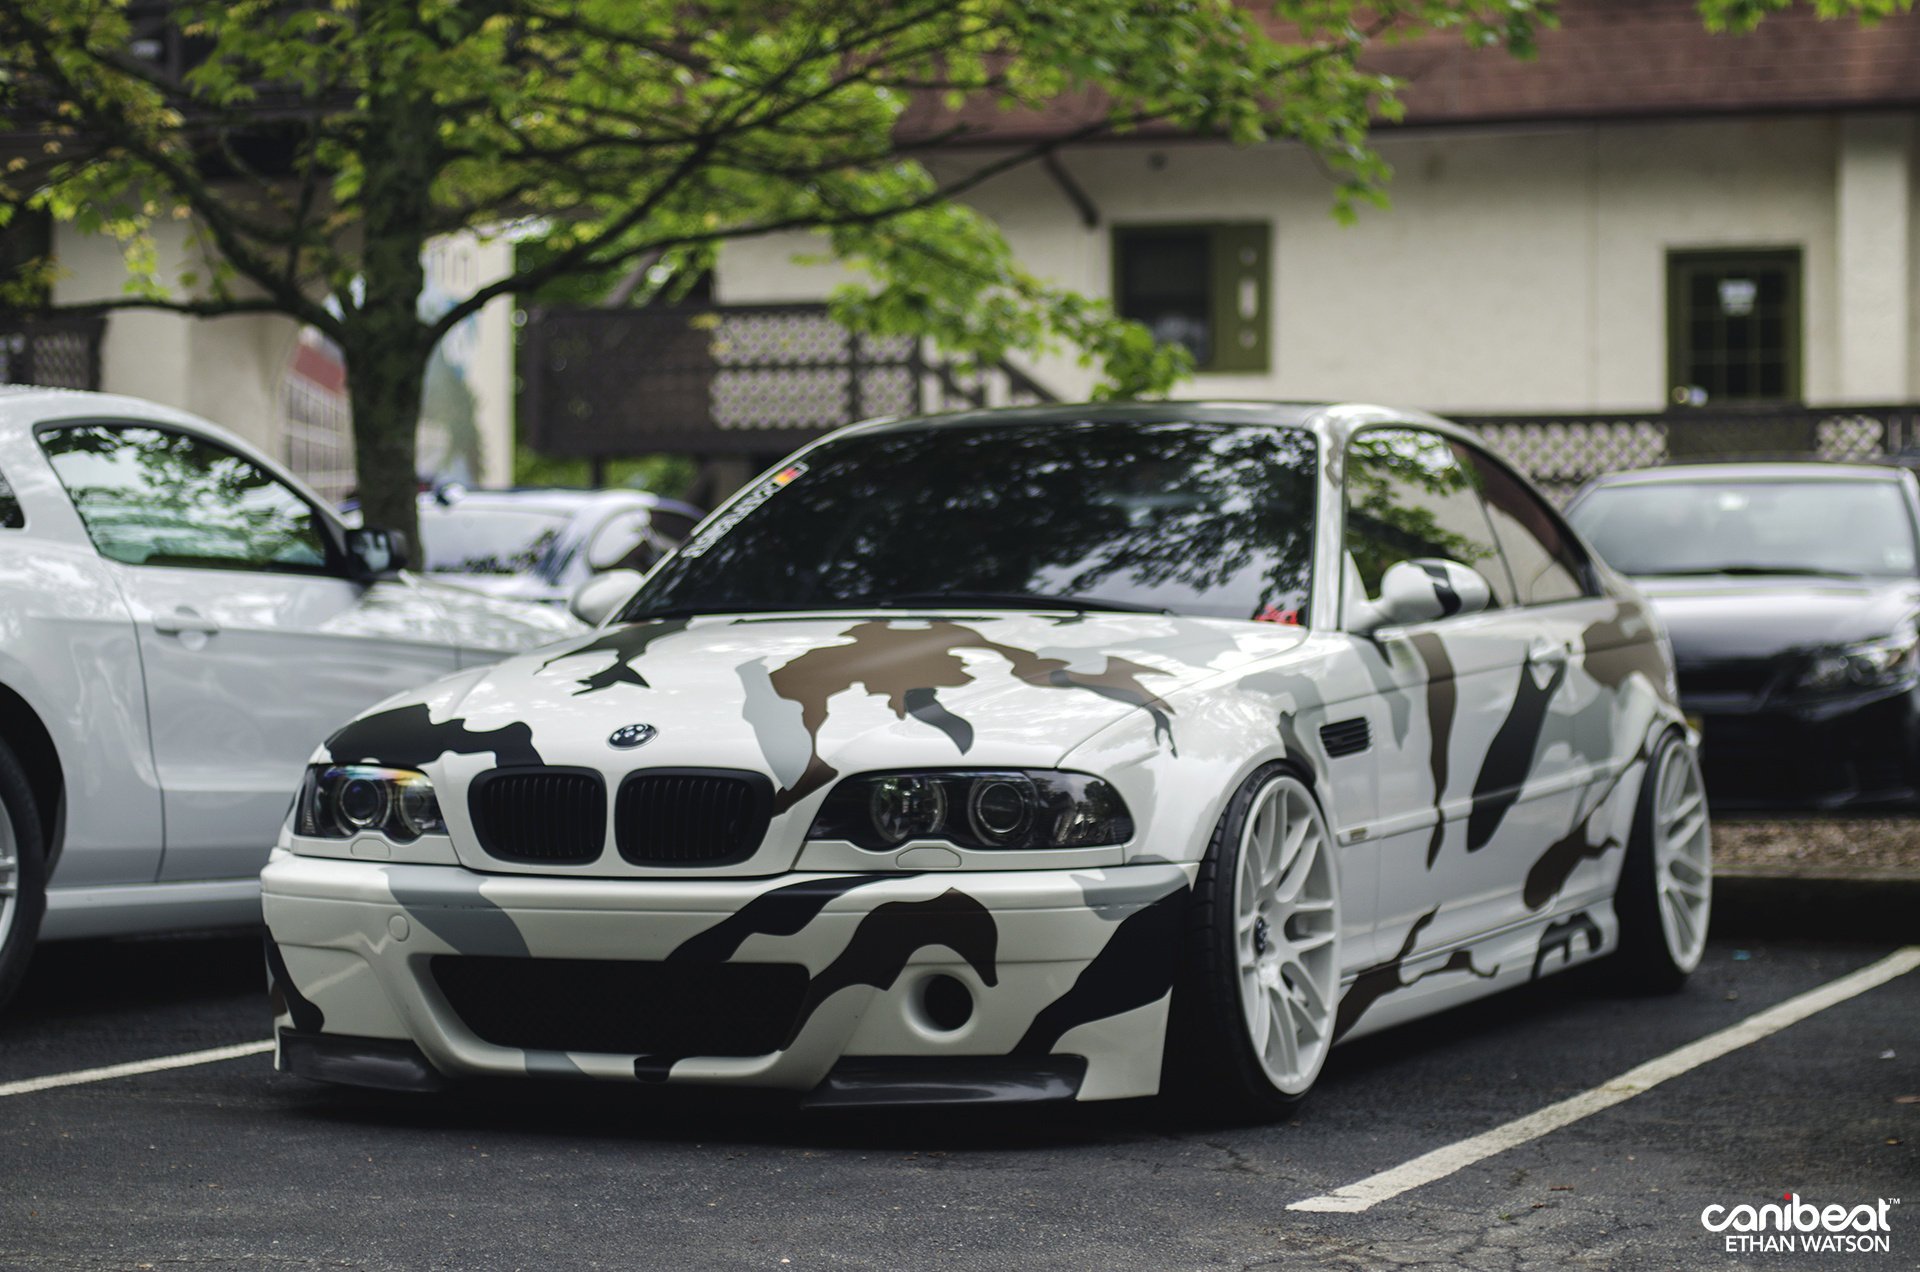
[608,723,658,750]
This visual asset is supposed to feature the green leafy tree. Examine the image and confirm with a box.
[0,0,1904,543]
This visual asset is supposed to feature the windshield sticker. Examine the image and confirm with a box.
[680,462,809,559]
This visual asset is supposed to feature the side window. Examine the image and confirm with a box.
[1458,447,1590,606]
[40,423,334,574]
[0,466,21,529]
[1344,428,1512,609]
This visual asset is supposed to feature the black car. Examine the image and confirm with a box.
[1567,462,1920,810]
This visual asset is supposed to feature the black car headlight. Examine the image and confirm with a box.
[808,770,1133,851]
[1797,624,1920,692]
[294,765,446,841]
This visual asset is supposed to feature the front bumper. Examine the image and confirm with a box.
[260,851,1193,1103]
[1688,681,1920,810]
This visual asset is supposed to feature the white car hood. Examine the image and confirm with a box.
[393,571,583,652]
[325,610,1306,813]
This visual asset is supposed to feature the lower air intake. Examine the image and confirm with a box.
[431,956,807,1056]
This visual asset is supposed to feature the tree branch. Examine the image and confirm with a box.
[425,107,1157,343]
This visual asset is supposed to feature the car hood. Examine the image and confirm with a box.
[394,571,584,653]
[1630,575,1920,660]
[323,610,1306,811]
[416,570,566,605]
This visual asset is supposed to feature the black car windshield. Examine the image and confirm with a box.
[418,506,569,578]
[621,419,1317,622]
[1569,478,1920,578]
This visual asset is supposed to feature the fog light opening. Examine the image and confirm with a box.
[917,973,974,1033]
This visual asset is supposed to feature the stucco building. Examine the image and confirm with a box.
[715,0,1920,415]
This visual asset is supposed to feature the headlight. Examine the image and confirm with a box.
[294,765,446,841]
[1797,623,1920,692]
[809,770,1133,851]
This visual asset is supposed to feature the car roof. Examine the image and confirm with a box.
[0,385,213,432]
[839,399,1462,442]
[1585,461,1907,487]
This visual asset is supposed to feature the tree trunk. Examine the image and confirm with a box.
[343,326,429,550]
[341,0,444,554]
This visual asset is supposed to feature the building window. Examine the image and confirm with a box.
[1113,223,1270,373]
[1667,249,1801,405]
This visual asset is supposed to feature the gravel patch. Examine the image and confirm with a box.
[1713,816,1920,872]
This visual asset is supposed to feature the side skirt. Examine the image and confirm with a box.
[1335,899,1620,1045]
[42,879,262,940]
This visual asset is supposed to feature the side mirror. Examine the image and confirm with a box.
[569,569,645,627]
[1350,558,1492,635]
[585,511,663,572]
[346,527,411,579]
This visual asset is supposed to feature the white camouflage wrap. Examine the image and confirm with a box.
[264,573,1682,1101]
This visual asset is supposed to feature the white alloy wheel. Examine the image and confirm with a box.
[1651,740,1712,973]
[0,786,15,954]
[1232,775,1340,1096]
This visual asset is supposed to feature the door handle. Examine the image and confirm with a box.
[1527,637,1569,668]
[152,607,221,637]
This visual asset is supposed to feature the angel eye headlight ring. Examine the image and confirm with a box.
[296,765,445,842]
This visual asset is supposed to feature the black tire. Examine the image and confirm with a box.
[1611,729,1710,993]
[0,734,47,1019]
[1164,761,1338,1122]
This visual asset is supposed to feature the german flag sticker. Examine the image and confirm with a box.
[771,463,807,487]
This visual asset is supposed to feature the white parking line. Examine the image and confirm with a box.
[1289,945,1920,1214]
[0,1039,274,1099]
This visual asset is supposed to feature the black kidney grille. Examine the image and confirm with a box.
[431,955,806,1056]
[469,769,606,864]
[615,770,772,866]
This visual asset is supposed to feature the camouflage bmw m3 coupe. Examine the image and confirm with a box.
[262,402,1709,1115]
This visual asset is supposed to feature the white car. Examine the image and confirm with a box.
[412,487,707,607]
[0,387,583,1011]
[263,403,1709,1115]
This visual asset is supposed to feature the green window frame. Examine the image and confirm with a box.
[1112,223,1271,373]
[1666,248,1803,405]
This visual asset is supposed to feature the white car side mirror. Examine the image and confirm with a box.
[1351,558,1493,634]
[568,569,644,627]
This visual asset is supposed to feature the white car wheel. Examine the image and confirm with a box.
[1231,774,1340,1096]
[1613,729,1711,991]
[1651,739,1712,973]
[1169,764,1342,1118]
[0,785,16,952]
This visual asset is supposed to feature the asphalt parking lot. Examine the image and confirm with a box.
[0,934,1911,1271]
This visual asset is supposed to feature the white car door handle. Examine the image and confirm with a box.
[153,608,221,637]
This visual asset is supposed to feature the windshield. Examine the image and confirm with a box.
[418,506,569,578]
[1569,478,1919,577]
[622,419,1317,622]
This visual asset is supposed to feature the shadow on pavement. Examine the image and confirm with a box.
[3,928,265,1033]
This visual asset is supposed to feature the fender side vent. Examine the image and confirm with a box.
[1320,718,1371,757]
